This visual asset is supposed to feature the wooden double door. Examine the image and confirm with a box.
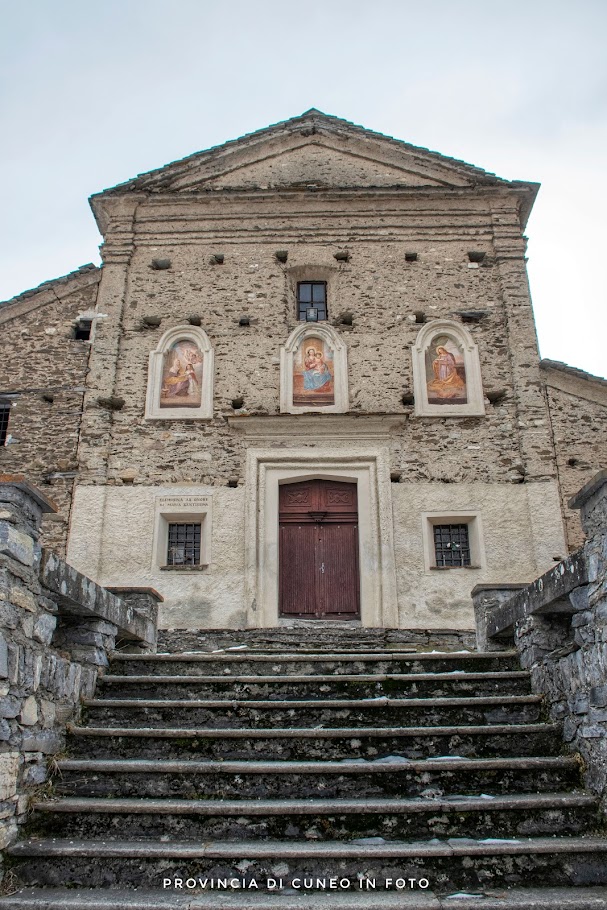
[279,479,360,620]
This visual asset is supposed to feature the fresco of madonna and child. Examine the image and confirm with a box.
[293,337,335,407]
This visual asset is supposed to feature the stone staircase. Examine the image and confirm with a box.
[2,632,607,909]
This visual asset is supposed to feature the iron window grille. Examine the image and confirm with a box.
[167,522,201,566]
[0,403,10,446]
[297,281,327,321]
[433,523,471,567]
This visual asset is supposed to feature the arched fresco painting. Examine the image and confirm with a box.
[160,340,204,409]
[292,335,335,407]
[425,335,468,405]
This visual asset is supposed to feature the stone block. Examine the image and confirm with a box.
[22,761,47,786]
[0,695,21,719]
[590,684,607,707]
[9,586,37,613]
[0,522,35,568]
[0,753,19,801]
[21,729,61,753]
[33,612,57,644]
[19,695,38,726]
[0,632,8,678]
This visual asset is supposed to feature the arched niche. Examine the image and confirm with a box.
[145,325,214,420]
[280,323,348,414]
[412,320,485,417]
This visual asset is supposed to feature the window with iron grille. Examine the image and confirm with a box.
[433,523,471,567]
[167,522,201,566]
[297,282,327,321]
[0,403,10,446]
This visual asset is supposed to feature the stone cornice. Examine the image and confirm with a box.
[228,413,407,442]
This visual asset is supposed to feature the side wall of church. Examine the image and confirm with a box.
[0,269,99,556]
[542,365,607,551]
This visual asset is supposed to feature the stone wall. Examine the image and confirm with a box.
[542,360,607,551]
[0,266,100,557]
[474,470,607,811]
[0,477,156,857]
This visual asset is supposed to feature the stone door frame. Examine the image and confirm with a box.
[243,446,398,628]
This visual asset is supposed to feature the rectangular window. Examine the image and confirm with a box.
[297,281,327,321]
[433,523,471,567]
[0,403,9,446]
[74,319,93,341]
[167,522,201,566]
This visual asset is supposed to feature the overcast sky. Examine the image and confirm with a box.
[1,0,605,377]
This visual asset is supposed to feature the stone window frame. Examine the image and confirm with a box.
[412,319,485,417]
[144,325,214,420]
[279,322,348,414]
[421,510,486,572]
[152,495,213,572]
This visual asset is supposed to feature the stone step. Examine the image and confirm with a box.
[81,694,542,729]
[6,888,607,909]
[97,670,532,700]
[54,755,581,800]
[29,792,598,841]
[9,836,607,891]
[109,651,521,677]
[156,627,476,653]
[67,722,562,761]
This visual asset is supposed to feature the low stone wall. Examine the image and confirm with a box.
[474,470,607,810]
[0,476,158,856]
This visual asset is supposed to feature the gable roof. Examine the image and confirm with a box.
[541,358,607,406]
[90,110,538,225]
[0,264,100,325]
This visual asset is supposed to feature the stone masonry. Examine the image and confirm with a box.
[0,476,156,860]
[474,469,607,813]
[0,266,100,557]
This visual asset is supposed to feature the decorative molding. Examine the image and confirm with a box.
[279,322,349,414]
[144,324,214,420]
[412,319,485,417]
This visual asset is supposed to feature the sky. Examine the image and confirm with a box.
[1,0,605,377]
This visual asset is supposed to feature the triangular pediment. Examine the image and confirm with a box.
[96,110,510,198]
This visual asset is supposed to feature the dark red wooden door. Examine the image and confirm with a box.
[279,479,360,619]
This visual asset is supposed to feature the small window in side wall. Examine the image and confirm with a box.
[433,523,471,567]
[422,511,485,571]
[167,522,201,566]
[74,319,93,341]
[297,281,327,322]
[0,402,10,446]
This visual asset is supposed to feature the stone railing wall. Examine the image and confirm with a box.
[474,469,607,810]
[0,475,159,854]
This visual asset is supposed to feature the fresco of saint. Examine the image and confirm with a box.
[160,341,203,408]
[425,336,467,404]
[293,337,335,406]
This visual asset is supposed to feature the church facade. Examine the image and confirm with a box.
[1,111,606,631]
